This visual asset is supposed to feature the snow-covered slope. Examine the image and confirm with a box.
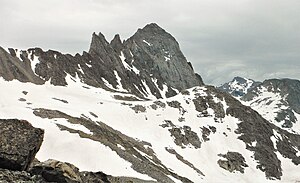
[1,76,300,182]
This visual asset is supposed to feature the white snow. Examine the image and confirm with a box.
[142,40,151,46]
[228,77,254,97]
[141,80,156,100]
[77,64,84,74]
[15,49,23,61]
[164,56,171,62]
[151,78,169,98]
[52,118,92,135]
[297,150,300,157]
[86,63,92,68]
[101,78,114,89]
[3,47,10,53]
[164,51,171,62]
[31,54,40,72]
[114,70,127,92]
[117,144,126,150]
[119,51,140,75]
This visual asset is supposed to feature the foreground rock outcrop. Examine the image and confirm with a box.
[0,119,44,171]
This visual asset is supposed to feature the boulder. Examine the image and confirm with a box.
[0,119,44,171]
[30,159,82,183]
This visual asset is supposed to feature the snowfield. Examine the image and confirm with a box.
[0,77,300,182]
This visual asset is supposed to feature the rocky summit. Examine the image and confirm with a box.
[0,24,300,182]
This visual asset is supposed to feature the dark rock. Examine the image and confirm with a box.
[0,47,44,84]
[52,97,69,104]
[193,94,225,119]
[0,119,44,171]
[217,152,248,173]
[165,147,204,176]
[80,171,110,183]
[124,23,204,94]
[201,127,211,142]
[0,168,45,183]
[153,101,166,108]
[29,159,82,183]
[110,34,124,54]
[131,105,147,113]
[161,120,201,149]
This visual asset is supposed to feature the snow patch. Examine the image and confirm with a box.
[31,54,40,72]
[86,63,92,68]
[114,70,127,92]
[15,49,23,61]
[54,118,92,135]
[119,51,140,75]
[164,56,171,62]
[77,64,84,74]
[117,144,126,150]
[102,78,114,89]
[142,40,151,46]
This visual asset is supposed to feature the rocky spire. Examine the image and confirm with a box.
[88,32,111,56]
[110,34,124,54]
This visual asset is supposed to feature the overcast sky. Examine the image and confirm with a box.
[1,0,300,85]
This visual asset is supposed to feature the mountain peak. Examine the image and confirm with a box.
[218,76,261,97]
[141,23,165,31]
[132,23,170,40]
[89,32,109,55]
[110,34,123,54]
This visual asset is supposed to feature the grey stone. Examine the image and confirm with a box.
[0,168,46,183]
[217,152,248,173]
[0,119,44,171]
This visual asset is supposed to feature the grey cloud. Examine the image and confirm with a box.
[0,0,300,85]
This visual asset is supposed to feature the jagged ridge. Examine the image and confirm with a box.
[0,23,203,99]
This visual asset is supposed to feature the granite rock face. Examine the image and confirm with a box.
[0,119,44,171]
[0,23,203,99]
[124,23,203,95]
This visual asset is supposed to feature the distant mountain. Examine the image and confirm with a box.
[218,76,261,97]
[220,77,300,134]
[1,24,300,182]
[242,78,300,134]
